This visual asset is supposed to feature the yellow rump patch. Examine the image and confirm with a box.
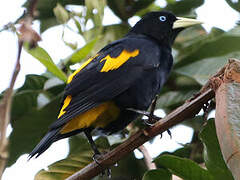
[60,101,120,134]
[100,49,139,72]
[67,54,98,84]
[58,95,72,118]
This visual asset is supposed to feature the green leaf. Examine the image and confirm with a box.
[154,154,213,180]
[83,24,130,56]
[11,75,48,120]
[53,3,69,24]
[165,0,204,16]
[34,136,107,179]
[85,0,106,35]
[107,0,155,21]
[199,119,234,180]
[8,75,62,166]
[40,17,59,33]
[156,90,197,109]
[9,96,61,167]
[35,134,147,179]
[225,0,240,12]
[65,37,99,65]
[70,136,147,178]
[24,44,67,82]
[35,150,93,180]
[175,52,240,85]
[23,0,84,32]
[142,169,172,180]
[174,26,207,51]
[175,27,240,68]
[136,3,162,17]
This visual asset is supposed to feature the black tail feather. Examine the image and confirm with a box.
[28,128,60,159]
[28,128,84,159]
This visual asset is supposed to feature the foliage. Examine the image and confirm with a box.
[143,119,233,180]
[2,0,240,179]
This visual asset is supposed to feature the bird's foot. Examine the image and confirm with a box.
[93,152,111,178]
[143,113,161,126]
[127,108,161,125]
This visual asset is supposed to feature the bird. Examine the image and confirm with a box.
[29,11,202,159]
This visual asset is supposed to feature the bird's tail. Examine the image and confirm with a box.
[28,128,60,159]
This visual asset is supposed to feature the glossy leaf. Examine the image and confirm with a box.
[175,52,240,85]
[142,169,171,180]
[24,44,67,82]
[65,37,100,65]
[175,27,240,68]
[35,135,146,179]
[154,154,213,180]
[174,26,207,51]
[199,119,234,180]
[8,75,62,166]
[156,90,197,109]
[35,150,93,180]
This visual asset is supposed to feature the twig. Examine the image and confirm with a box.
[0,0,39,178]
[66,88,214,180]
[0,40,23,179]
[138,145,156,170]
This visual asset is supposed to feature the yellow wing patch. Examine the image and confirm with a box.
[60,101,120,134]
[100,49,139,72]
[67,54,98,84]
[58,95,72,118]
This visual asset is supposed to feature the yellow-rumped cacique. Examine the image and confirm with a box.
[29,11,202,158]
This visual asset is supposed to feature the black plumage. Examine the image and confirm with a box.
[29,11,202,158]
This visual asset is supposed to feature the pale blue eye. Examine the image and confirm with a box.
[159,16,166,22]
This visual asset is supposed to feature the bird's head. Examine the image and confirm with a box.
[129,11,203,45]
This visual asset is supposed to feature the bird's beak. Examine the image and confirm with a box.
[173,17,203,29]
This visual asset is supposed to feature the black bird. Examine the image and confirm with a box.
[29,11,202,159]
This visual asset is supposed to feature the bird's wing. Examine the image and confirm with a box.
[50,36,161,130]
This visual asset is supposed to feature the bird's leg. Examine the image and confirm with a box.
[127,95,160,125]
[84,130,101,158]
[84,130,111,178]
[127,95,172,137]
[149,95,172,137]
[126,108,160,126]
[148,95,159,124]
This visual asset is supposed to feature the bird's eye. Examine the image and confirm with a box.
[159,16,166,22]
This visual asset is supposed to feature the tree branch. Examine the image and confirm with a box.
[138,145,156,170]
[66,88,215,180]
[0,40,23,180]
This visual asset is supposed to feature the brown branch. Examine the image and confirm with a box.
[0,0,39,178]
[138,145,156,170]
[66,88,215,180]
[0,40,23,180]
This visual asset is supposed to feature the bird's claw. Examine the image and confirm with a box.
[92,152,112,178]
[92,152,102,165]
[126,108,161,125]
[143,115,161,126]
[159,129,172,139]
